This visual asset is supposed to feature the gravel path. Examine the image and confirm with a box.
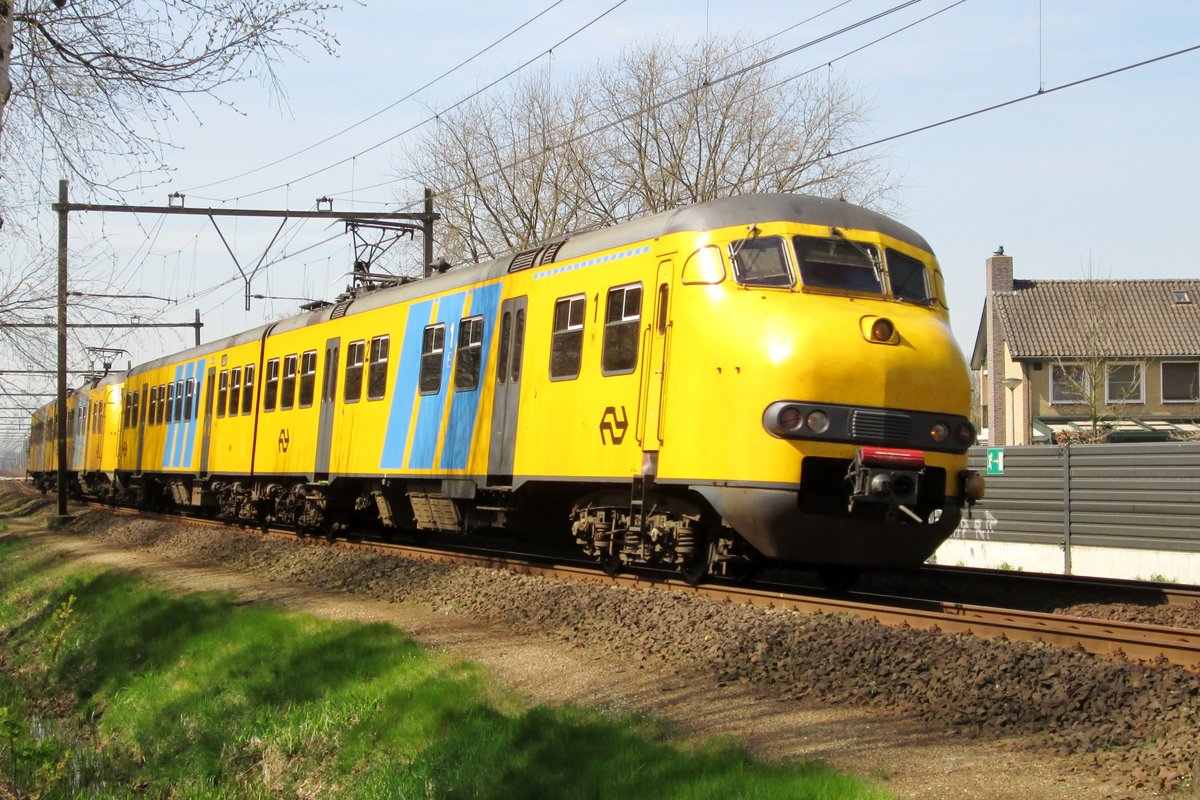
[12,507,1200,798]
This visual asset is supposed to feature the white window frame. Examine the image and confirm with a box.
[1104,362,1144,405]
[1161,360,1200,404]
[1049,363,1089,405]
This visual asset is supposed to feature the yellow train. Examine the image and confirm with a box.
[29,193,982,583]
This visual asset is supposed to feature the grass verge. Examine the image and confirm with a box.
[0,534,891,799]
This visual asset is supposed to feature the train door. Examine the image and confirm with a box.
[315,337,340,480]
[488,296,527,481]
[637,259,674,449]
[199,367,215,477]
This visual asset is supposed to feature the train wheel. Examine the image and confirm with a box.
[679,532,713,587]
[600,551,622,578]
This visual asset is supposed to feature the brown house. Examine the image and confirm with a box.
[972,252,1200,444]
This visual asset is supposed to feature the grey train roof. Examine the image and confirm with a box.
[127,194,932,373]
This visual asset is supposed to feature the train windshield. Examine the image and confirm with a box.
[886,248,933,304]
[729,236,793,287]
[792,235,882,295]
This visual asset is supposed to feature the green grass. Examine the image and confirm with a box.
[0,536,891,799]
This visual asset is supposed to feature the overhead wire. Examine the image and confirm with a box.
[219,0,633,203]
[181,0,573,194]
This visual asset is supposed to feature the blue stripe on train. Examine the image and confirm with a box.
[407,292,467,469]
[379,299,435,470]
[183,365,203,467]
[440,283,503,470]
[162,364,182,468]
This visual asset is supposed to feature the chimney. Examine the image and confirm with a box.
[986,251,1014,444]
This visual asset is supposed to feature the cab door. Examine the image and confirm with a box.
[488,296,527,481]
[637,259,674,449]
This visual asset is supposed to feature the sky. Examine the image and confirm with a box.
[32,0,1200,369]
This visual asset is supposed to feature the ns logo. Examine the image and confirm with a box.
[598,406,628,445]
[278,428,290,453]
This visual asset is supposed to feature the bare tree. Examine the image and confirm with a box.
[0,0,338,208]
[404,35,897,265]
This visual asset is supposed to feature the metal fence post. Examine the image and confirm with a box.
[1062,444,1072,575]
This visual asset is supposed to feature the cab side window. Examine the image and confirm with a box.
[602,284,642,375]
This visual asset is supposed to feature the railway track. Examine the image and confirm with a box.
[137,506,1200,672]
[30,490,1200,672]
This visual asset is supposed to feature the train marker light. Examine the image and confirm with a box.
[930,422,949,442]
[806,409,830,434]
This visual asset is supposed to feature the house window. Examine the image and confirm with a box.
[602,284,642,375]
[1105,363,1143,404]
[1162,361,1200,403]
[298,350,318,408]
[455,316,484,391]
[280,354,297,410]
[242,365,255,415]
[420,324,446,395]
[1050,363,1089,404]
[344,340,365,403]
[368,335,390,400]
[550,295,585,380]
[264,358,280,412]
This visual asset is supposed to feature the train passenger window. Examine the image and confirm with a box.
[175,380,184,421]
[166,383,176,423]
[368,335,390,401]
[264,358,280,412]
[157,384,166,425]
[133,391,141,428]
[121,398,129,429]
[729,236,792,288]
[148,387,157,426]
[419,324,446,395]
[793,235,882,295]
[602,284,641,375]
[496,312,512,384]
[550,295,585,380]
[455,316,484,391]
[217,371,229,418]
[886,249,931,304]
[298,350,318,408]
[281,354,298,410]
[140,383,150,426]
[242,365,255,415]
[228,368,241,416]
[183,380,193,421]
[343,340,365,403]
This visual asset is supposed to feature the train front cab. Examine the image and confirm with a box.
[651,214,982,572]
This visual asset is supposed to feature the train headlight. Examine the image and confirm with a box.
[806,410,830,434]
[870,317,894,343]
[930,422,949,443]
[777,405,804,433]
